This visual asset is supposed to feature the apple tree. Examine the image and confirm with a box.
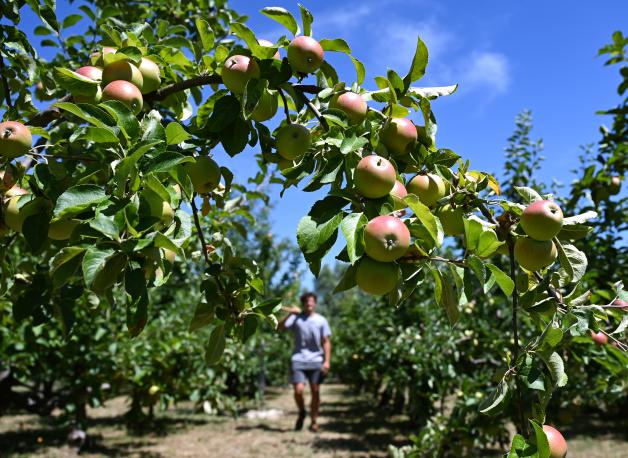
[0,1,625,456]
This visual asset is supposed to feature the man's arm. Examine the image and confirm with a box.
[277,306,301,331]
[322,336,331,374]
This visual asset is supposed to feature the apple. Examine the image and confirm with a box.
[48,219,80,240]
[3,194,49,233]
[276,124,311,160]
[185,156,221,194]
[542,425,567,458]
[222,55,260,93]
[4,186,28,197]
[277,158,295,173]
[287,36,324,74]
[407,174,446,207]
[0,121,32,159]
[251,90,278,122]
[355,256,399,295]
[390,181,408,210]
[102,60,143,90]
[91,46,116,66]
[437,205,465,235]
[329,92,368,125]
[142,192,174,228]
[364,215,410,262]
[520,200,563,241]
[609,176,622,195]
[258,39,280,60]
[138,58,161,94]
[75,66,103,81]
[381,118,417,155]
[590,330,608,345]
[514,237,557,271]
[102,80,143,114]
[354,155,396,199]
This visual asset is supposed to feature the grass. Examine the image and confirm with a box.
[0,384,626,457]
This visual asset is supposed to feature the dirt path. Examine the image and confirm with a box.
[1,384,627,457]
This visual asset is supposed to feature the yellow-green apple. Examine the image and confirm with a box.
[364,215,410,262]
[381,117,417,155]
[590,331,608,345]
[276,124,311,160]
[390,181,408,210]
[0,121,32,159]
[287,36,324,74]
[258,39,280,59]
[102,60,143,90]
[514,237,557,271]
[609,176,622,195]
[185,156,221,194]
[102,80,143,114]
[354,155,396,199]
[520,200,563,241]
[542,425,567,458]
[437,205,465,235]
[142,191,174,228]
[329,91,368,124]
[48,219,80,240]
[407,173,446,207]
[251,90,279,122]
[356,256,399,295]
[3,194,49,233]
[222,55,260,93]
[138,57,161,94]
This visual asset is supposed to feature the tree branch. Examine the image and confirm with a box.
[29,95,71,128]
[276,87,292,124]
[190,194,210,265]
[144,73,222,102]
[294,86,329,131]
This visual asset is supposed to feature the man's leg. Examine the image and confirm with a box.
[309,382,320,430]
[293,382,307,430]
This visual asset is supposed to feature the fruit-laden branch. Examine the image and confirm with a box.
[276,87,292,124]
[144,73,222,102]
[0,54,13,109]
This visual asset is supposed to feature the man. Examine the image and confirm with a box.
[278,292,331,432]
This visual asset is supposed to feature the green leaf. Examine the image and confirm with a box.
[333,264,358,293]
[50,247,85,288]
[254,297,283,316]
[319,38,351,53]
[195,18,215,51]
[405,194,442,246]
[54,102,115,130]
[486,263,515,297]
[403,35,429,90]
[54,185,108,218]
[350,56,366,85]
[540,351,568,387]
[82,247,114,290]
[144,152,194,174]
[297,197,346,255]
[299,4,313,36]
[206,324,226,365]
[77,126,119,143]
[231,22,263,55]
[514,186,543,203]
[339,135,369,155]
[556,240,587,284]
[529,420,551,458]
[99,100,141,140]
[407,85,458,99]
[165,122,191,145]
[54,68,100,96]
[260,7,299,36]
[125,268,149,336]
[479,379,509,415]
[432,270,459,325]
[562,210,598,225]
[340,213,367,264]
[62,14,82,29]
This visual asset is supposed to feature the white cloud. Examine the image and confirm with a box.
[458,51,510,94]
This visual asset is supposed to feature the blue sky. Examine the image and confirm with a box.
[16,0,628,285]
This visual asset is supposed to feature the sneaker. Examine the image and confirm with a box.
[295,410,306,431]
[309,422,320,433]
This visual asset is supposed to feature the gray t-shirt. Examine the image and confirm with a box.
[285,313,331,369]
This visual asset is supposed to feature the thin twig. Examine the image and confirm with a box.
[294,87,329,131]
[276,87,292,124]
[0,53,14,109]
[190,194,210,265]
[145,73,222,102]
